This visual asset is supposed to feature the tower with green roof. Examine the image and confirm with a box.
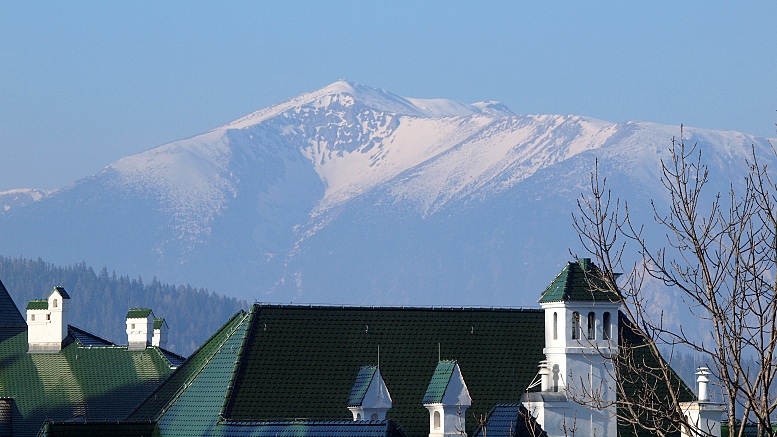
[524,258,621,437]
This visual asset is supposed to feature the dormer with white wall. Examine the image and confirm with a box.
[126,308,154,350]
[347,365,393,421]
[152,318,168,348]
[26,286,70,353]
[523,258,621,437]
[423,360,472,437]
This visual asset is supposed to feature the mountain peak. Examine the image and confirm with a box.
[222,81,514,130]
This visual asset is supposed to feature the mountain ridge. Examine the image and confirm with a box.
[1,81,773,311]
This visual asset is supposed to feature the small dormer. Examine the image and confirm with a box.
[347,365,393,421]
[126,308,154,350]
[26,286,70,353]
[423,360,472,437]
[152,318,169,348]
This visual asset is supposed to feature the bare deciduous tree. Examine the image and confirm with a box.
[573,127,777,437]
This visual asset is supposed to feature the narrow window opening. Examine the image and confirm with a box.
[131,323,135,330]
[46,314,50,321]
[571,312,580,340]
[434,411,441,429]
[31,314,35,322]
[603,312,612,340]
[357,413,361,420]
[553,312,558,340]
[53,299,57,308]
[587,312,596,340]
[371,413,379,420]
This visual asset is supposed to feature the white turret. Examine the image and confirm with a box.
[523,258,621,437]
[423,361,472,437]
[347,365,393,421]
[26,286,70,353]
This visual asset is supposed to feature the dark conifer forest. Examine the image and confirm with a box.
[0,256,248,355]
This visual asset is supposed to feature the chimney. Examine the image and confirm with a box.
[696,367,711,402]
[152,318,168,348]
[26,286,70,353]
[126,308,154,350]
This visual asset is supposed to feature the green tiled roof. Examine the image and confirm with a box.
[126,308,152,319]
[223,306,545,437]
[124,304,692,437]
[0,327,177,437]
[128,310,251,422]
[26,299,48,310]
[348,365,378,407]
[0,279,25,329]
[154,318,167,330]
[422,361,457,404]
[538,258,621,303]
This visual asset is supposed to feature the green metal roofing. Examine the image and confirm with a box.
[126,308,153,319]
[0,279,25,329]
[422,360,457,404]
[124,304,692,437]
[348,365,378,407]
[154,318,167,330]
[538,258,621,304]
[26,299,48,310]
[128,310,251,422]
[0,327,177,437]
[223,306,544,437]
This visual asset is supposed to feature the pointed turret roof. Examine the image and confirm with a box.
[538,258,621,304]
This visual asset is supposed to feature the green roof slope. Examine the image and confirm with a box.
[0,328,176,437]
[128,310,250,422]
[538,258,621,303]
[224,306,546,437]
[348,365,378,407]
[422,360,456,404]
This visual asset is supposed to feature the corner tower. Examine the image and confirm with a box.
[523,258,621,437]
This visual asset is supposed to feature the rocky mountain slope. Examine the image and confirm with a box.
[1,81,772,309]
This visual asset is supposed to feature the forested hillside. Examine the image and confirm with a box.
[0,256,248,355]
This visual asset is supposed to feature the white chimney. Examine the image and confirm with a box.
[152,318,168,349]
[126,308,154,350]
[696,367,711,402]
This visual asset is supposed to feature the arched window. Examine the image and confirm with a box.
[587,312,596,340]
[53,299,57,308]
[356,413,362,420]
[434,411,441,429]
[371,413,379,420]
[553,312,558,340]
[603,312,612,340]
[571,312,580,340]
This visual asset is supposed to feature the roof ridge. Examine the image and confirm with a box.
[154,310,252,420]
[220,308,257,418]
[125,309,249,420]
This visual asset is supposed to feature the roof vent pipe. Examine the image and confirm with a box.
[696,367,711,401]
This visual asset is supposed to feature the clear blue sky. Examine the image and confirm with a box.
[1,1,775,191]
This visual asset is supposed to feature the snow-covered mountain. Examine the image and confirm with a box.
[1,81,772,308]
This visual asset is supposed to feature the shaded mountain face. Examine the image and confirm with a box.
[0,81,772,310]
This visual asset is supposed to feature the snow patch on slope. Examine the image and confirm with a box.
[109,129,236,244]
